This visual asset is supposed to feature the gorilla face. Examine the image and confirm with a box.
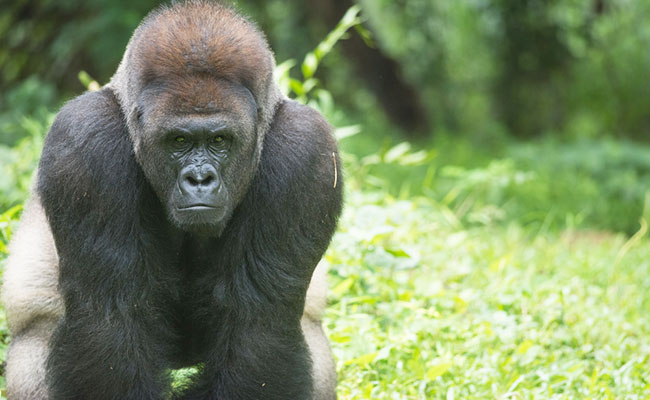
[107,2,276,237]
[134,78,259,236]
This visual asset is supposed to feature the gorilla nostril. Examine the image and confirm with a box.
[202,175,215,185]
[187,176,200,186]
[182,168,218,190]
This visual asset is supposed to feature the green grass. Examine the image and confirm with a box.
[325,189,650,399]
[320,134,650,399]
[1,134,650,399]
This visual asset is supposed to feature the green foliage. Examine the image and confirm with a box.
[0,77,57,146]
[343,135,650,235]
[275,5,364,142]
[4,0,650,141]
[507,140,650,233]
[0,0,156,93]
[0,205,21,256]
[276,6,362,105]
[358,0,500,133]
[325,128,650,399]
[77,71,100,91]
[565,1,650,139]
[356,0,650,139]
[0,112,49,211]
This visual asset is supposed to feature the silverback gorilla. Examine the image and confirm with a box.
[1,1,342,399]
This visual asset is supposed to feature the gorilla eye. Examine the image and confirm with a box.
[212,135,225,143]
[175,136,186,143]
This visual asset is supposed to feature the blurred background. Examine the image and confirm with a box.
[4,0,650,141]
[2,0,650,398]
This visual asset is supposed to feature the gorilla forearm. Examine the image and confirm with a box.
[174,317,313,400]
[46,313,172,399]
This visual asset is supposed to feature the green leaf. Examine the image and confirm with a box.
[516,339,534,355]
[275,59,296,78]
[339,5,362,27]
[344,352,377,367]
[384,142,411,163]
[1,204,23,220]
[354,24,375,48]
[426,361,452,380]
[288,79,304,96]
[397,150,429,166]
[334,125,362,140]
[274,59,296,96]
[78,70,100,91]
[301,53,318,79]
[301,78,318,95]
[332,276,356,297]
[385,248,409,258]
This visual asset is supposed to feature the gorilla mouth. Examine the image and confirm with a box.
[177,204,219,211]
[171,203,231,235]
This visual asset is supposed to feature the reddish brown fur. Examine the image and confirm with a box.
[132,0,274,104]
[146,77,256,124]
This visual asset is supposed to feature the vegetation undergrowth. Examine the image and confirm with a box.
[325,141,650,398]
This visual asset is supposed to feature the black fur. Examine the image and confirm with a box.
[37,85,342,399]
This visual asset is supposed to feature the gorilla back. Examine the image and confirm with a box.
[1,1,342,399]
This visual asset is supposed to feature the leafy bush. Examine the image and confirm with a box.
[0,112,49,211]
[341,133,650,234]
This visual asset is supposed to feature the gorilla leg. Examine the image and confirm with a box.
[2,194,62,398]
[5,319,57,399]
[302,261,337,400]
[302,319,337,400]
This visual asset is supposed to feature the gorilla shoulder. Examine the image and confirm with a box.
[42,88,125,152]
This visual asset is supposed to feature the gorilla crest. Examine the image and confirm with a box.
[2,1,342,399]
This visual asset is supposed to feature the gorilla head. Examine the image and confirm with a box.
[112,3,280,235]
[2,1,342,399]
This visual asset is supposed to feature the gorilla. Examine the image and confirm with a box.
[1,1,342,399]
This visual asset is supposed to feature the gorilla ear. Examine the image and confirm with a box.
[258,81,283,133]
[243,81,281,171]
[134,106,143,124]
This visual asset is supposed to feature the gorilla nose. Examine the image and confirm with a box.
[179,165,219,194]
